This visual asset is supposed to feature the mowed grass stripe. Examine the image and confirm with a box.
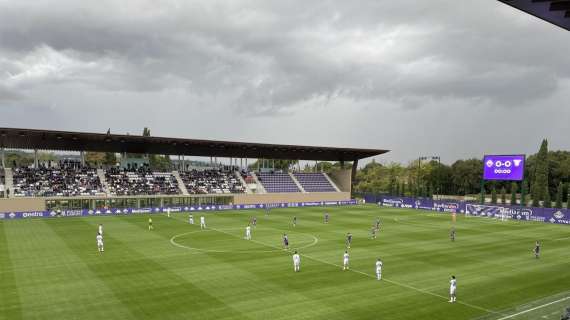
[46,216,249,320]
[115,213,363,320]
[1,205,568,319]
[3,219,135,320]
[169,211,484,319]
[0,221,23,320]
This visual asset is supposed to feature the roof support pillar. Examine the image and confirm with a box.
[272,159,275,171]
[34,149,38,168]
[80,151,85,167]
[182,155,185,172]
[1,148,5,168]
[351,160,359,195]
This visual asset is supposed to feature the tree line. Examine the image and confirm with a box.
[353,139,570,208]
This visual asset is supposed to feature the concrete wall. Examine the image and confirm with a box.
[328,169,352,193]
[0,198,45,212]
[233,192,350,205]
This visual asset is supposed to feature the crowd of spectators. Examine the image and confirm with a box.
[12,160,104,197]
[105,165,180,196]
[180,169,246,194]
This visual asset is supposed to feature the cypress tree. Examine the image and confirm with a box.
[566,184,570,209]
[534,139,550,207]
[395,183,400,197]
[544,188,551,208]
[491,185,497,204]
[500,186,506,204]
[480,182,486,204]
[555,182,563,208]
[521,180,529,207]
[510,182,517,206]
[401,182,406,196]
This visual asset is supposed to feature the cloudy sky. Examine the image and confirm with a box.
[0,0,569,165]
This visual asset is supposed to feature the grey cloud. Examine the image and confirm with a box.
[0,0,569,161]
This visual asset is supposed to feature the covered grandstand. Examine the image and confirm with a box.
[0,128,388,212]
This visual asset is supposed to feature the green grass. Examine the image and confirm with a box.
[1,205,569,320]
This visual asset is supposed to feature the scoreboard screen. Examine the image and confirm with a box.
[483,155,525,181]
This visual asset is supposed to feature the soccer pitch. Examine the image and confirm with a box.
[1,205,569,320]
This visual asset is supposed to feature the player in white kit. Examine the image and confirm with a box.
[245,225,252,240]
[343,251,350,270]
[189,214,194,225]
[449,276,457,303]
[376,258,383,280]
[98,224,103,235]
[166,207,171,218]
[96,233,104,253]
[200,216,206,229]
[293,251,301,272]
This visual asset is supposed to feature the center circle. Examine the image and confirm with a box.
[170,228,318,253]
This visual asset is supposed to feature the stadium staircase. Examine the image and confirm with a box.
[323,173,341,192]
[96,169,111,196]
[235,171,253,194]
[172,171,190,195]
[288,173,307,193]
[4,167,14,198]
[250,172,267,194]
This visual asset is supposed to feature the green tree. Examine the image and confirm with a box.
[533,139,549,207]
[544,188,551,208]
[480,181,486,204]
[510,182,517,205]
[104,152,117,166]
[500,187,506,204]
[521,180,529,207]
[555,182,563,208]
[491,185,497,204]
[400,182,406,196]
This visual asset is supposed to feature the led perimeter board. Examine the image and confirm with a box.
[483,154,525,181]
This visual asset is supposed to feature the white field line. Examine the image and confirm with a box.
[206,226,501,316]
[495,296,570,320]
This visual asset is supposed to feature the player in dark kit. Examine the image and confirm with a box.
[450,227,456,242]
[324,213,329,224]
[283,234,289,249]
[370,226,377,239]
[346,233,353,249]
[533,240,540,259]
[375,217,381,231]
[252,216,257,228]
[293,216,297,227]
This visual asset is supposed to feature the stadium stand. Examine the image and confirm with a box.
[12,161,105,197]
[179,169,246,194]
[105,166,180,196]
[257,172,300,193]
[293,172,337,192]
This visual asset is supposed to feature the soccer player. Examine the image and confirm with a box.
[148,217,153,231]
[283,234,289,249]
[252,216,257,228]
[265,206,270,216]
[346,232,353,249]
[200,216,206,229]
[166,207,171,218]
[370,226,377,239]
[375,217,381,231]
[533,240,540,259]
[245,225,252,240]
[343,251,350,270]
[98,224,103,235]
[292,251,301,272]
[189,214,194,225]
[293,216,297,227]
[96,232,104,253]
[375,258,383,280]
[449,275,457,303]
[324,212,329,224]
[450,227,456,242]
